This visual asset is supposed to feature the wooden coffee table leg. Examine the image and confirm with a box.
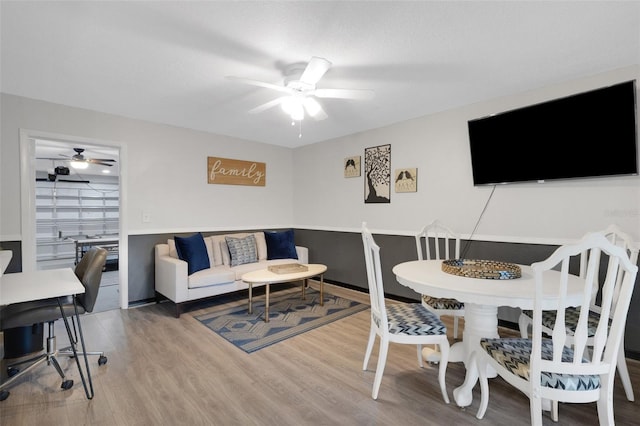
[264,283,270,322]
[248,283,253,314]
[301,278,306,300]
[320,274,324,306]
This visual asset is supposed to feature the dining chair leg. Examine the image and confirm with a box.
[371,338,390,400]
[518,314,530,338]
[529,394,543,426]
[362,324,376,371]
[453,317,459,339]
[416,344,423,368]
[596,374,616,426]
[617,339,635,401]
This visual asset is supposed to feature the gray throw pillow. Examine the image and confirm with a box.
[225,234,258,266]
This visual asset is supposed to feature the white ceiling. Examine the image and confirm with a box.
[2,1,639,149]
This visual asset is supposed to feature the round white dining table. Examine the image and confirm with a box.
[393,259,586,408]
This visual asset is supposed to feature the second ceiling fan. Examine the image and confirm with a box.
[39,147,117,168]
[226,56,374,121]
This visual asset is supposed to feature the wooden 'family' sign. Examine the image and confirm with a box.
[207,157,266,186]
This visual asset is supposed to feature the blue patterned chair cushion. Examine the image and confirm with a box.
[422,295,464,310]
[480,337,600,391]
[521,308,603,336]
[382,304,447,336]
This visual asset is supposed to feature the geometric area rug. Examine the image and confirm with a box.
[194,288,368,353]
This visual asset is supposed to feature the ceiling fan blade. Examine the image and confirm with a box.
[313,88,375,100]
[88,158,116,162]
[303,97,327,121]
[249,97,287,114]
[300,57,332,86]
[58,179,91,183]
[87,159,115,165]
[225,76,292,94]
[311,107,328,121]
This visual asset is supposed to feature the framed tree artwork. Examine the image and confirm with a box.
[364,144,391,203]
[394,168,417,192]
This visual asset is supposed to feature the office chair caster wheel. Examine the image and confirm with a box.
[61,379,73,390]
[0,390,9,401]
[7,367,19,377]
[98,355,107,366]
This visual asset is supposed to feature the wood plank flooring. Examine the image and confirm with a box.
[1,282,638,425]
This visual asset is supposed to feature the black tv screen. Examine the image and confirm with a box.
[468,80,638,185]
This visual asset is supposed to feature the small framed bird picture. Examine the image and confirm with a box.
[394,168,417,192]
[344,156,361,178]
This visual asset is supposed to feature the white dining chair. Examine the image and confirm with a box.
[473,232,638,425]
[361,222,450,402]
[518,224,638,404]
[415,220,464,339]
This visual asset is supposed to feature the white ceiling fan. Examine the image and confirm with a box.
[38,147,117,169]
[226,56,375,122]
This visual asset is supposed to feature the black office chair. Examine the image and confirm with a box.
[0,247,109,401]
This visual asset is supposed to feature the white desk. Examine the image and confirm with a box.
[1,268,84,305]
[393,259,585,407]
[0,268,94,399]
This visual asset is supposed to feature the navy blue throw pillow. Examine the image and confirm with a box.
[264,229,298,260]
[174,232,210,275]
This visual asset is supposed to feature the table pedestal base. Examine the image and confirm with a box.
[452,303,499,407]
[448,303,553,415]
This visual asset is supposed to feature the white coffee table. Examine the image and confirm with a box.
[241,263,327,322]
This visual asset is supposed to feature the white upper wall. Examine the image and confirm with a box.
[2,66,639,244]
[292,66,640,244]
[0,94,294,240]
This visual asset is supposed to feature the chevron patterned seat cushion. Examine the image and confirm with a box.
[385,304,447,335]
[422,295,464,310]
[480,337,600,391]
[521,308,604,336]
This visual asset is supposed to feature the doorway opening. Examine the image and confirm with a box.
[20,129,128,311]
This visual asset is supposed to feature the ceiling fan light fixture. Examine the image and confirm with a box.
[281,96,304,121]
[70,160,89,169]
[290,107,304,121]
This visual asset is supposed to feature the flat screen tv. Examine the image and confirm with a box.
[467,80,638,185]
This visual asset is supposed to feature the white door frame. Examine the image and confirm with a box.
[20,129,129,309]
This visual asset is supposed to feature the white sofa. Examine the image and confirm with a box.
[155,231,308,317]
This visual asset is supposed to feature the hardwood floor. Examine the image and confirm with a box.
[1,282,638,425]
